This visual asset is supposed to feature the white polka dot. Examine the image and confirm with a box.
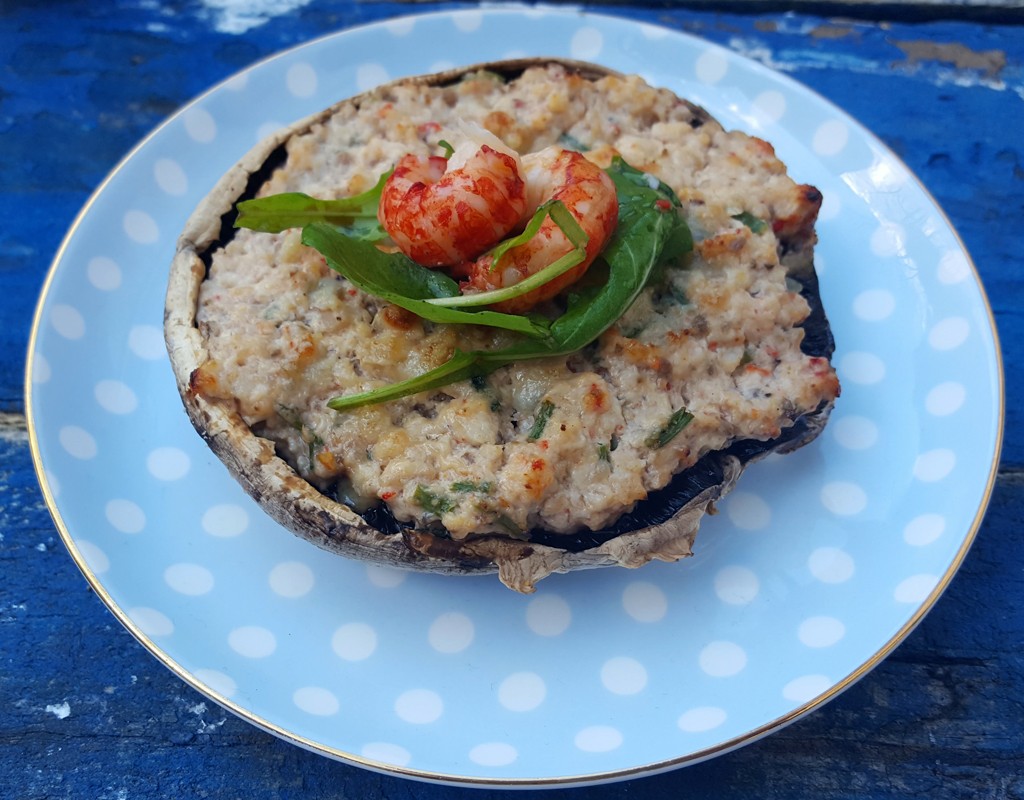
[165,563,215,596]
[622,581,667,622]
[938,249,971,284]
[395,689,443,724]
[355,63,389,92]
[76,540,109,575]
[821,481,867,516]
[255,120,284,142]
[574,725,623,753]
[832,416,879,450]
[783,674,831,703]
[808,547,855,584]
[365,564,406,588]
[129,324,166,360]
[839,351,886,385]
[106,499,145,533]
[913,448,955,482]
[123,210,159,244]
[753,89,786,123]
[59,426,97,460]
[332,622,377,662]
[201,503,249,537]
[601,657,647,695]
[928,317,970,351]
[926,382,966,416]
[129,607,174,637]
[147,447,190,481]
[798,616,846,648]
[268,561,314,598]
[904,513,946,546]
[193,668,237,698]
[853,289,896,322]
[498,672,546,712]
[192,667,235,700]
[812,119,848,156]
[154,158,188,196]
[895,573,940,604]
[526,594,571,636]
[184,107,217,142]
[468,742,517,767]
[725,491,771,531]
[87,256,122,291]
[714,565,760,605]
[452,9,483,31]
[678,706,727,733]
[286,62,317,98]
[361,741,411,766]
[94,379,137,414]
[51,304,85,340]
[870,222,906,258]
[699,641,747,677]
[428,611,474,654]
[293,686,339,716]
[695,49,729,85]
[228,626,277,658]
[818,191,840,222]
[31,353,51,384]
[570,26,604,60]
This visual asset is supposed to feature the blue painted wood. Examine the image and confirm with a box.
[2,2,1021,797]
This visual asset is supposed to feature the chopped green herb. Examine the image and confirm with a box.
[738,348,754,367]
[597,443,611,462]
[732,211,768,234]
[528,400,556,441]
[495,514,529,540]
[413,485,456,516]
[558,132,588,152]
[438,139,455,158]
[451,480,493,494]
[645,408,694,449]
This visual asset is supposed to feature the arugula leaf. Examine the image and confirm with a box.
[302,224,553,341]
[235,170,391,238]
[426,201,587,309]
[327,157,693,410]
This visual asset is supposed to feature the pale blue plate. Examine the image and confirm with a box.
[27,8,1003,787]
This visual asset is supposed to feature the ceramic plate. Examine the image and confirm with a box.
[27,8,1002,787]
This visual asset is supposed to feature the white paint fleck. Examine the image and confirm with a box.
[199,0,315,34]
[46,702,71,719]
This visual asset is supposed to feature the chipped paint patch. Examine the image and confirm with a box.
[811,25,859,41]
[726,35,1020,95]
[45,701,71,719]
[894,40,1006,77]
[199,0,315,35]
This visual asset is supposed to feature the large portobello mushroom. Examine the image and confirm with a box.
[165,58,840,593]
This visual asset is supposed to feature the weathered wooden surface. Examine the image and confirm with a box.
[2,1,1023,797]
